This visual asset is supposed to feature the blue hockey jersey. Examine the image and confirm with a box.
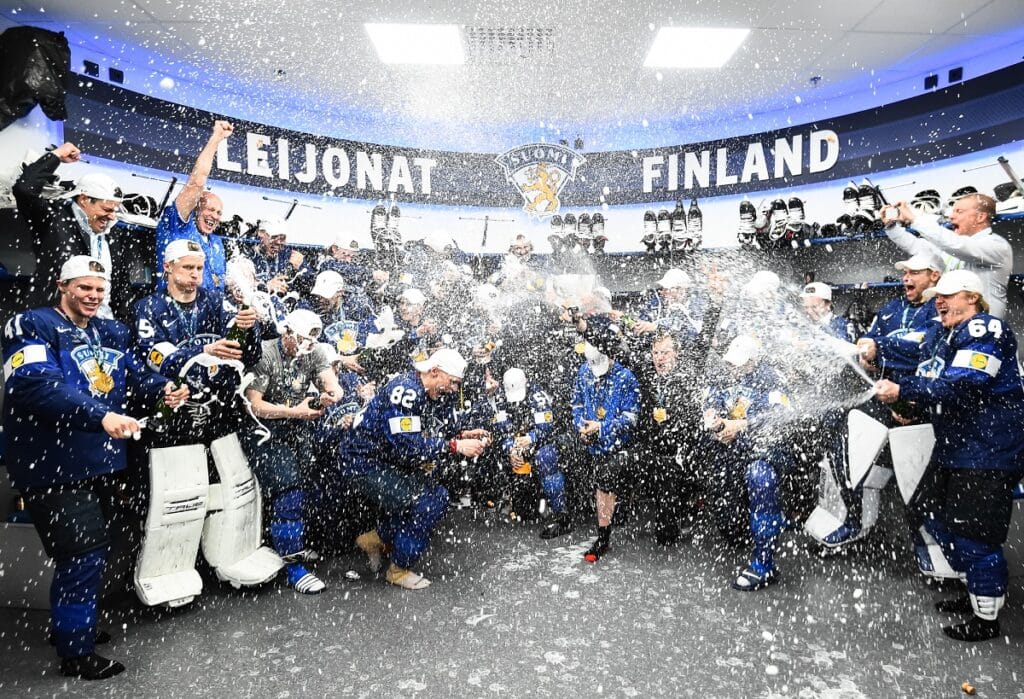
[344,371,466,473]
[484,383,557,454]
[131,287,262,381]
[2,308,167,488]
[862,297,939,377]
[571,360,640,455]
[882,313,1024,471]
[705,361,795,457]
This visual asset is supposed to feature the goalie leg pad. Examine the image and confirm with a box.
[889,423,935,504]
[134,444,208,607]
[203,433,284,587]
[847,409,889,488]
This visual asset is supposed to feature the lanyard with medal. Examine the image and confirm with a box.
[57,307,114,393]
[170,296,198,340]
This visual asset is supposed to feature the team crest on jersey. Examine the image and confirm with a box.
[916,357,945,379]
[70,345,123,396]
[495,143,585,217]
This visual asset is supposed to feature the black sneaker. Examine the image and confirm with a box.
[935,596,972,615]
[540,514,572,539]
[943,616,1000,642]
[583,539,610,563]
[60,653,126,681]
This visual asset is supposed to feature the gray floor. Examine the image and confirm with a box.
[1,501,1022,698]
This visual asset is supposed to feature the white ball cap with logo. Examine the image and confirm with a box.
[413,347,467,379]
[311,270,345,299]
[164,238,206,263]
[800,282,832,302]
[503,367,528,403]
[62,173,124,202]
[259,218,289,239]
[895,252,944,273]
[583,342,610,377]
[284,309,322,339]
[60,255,109,281]
[921,269,985,301]
[656,268,690,289]
[723,334,762,367]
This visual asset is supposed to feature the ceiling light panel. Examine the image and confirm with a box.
[643,27,750,68]
[365,23,465,65]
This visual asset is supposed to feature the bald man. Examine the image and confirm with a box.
[154,120,233,292]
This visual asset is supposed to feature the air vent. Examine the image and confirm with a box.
[464,27,555,63]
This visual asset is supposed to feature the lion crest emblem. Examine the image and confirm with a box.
[495,143,585,217]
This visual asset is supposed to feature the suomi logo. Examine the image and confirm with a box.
[495,143,585,217]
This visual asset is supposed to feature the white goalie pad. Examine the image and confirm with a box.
[202,433,284,587]
[135,444,209,607]
[889,423,935,505]
[847,409,889,488]
[805,458,847,542]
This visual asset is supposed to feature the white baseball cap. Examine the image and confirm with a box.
[723,334,761,367]
[921,269,985,301]
[258,218,289,239]
[503,367,528,403]
[59,255,109,281]
[400,288,427,306]
[800,282,832,302]
[284,309,322,338]
[583,342,610,377]
[656,268,690,289]
[413,347,467,379]
[311,270,345,299]
[62,173,124,202]
[741,270,781,297]
[164,238,206,263]
[895,252,944,273]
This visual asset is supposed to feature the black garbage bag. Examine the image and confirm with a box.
[0,26,70,131]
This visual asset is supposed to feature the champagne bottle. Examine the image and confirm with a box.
[225,304,251,344]
[149,378,184,433]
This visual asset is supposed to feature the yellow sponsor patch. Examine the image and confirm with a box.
[10,351,24,369]
[400,417,413,431]
[970,352,988,370]
[148,349,165,367]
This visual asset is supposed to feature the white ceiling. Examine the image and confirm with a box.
[3,0,1024,146]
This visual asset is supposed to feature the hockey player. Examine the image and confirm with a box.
[248,218,312,297]
[483,367,571,538]
[2,256,188,679]
[242,309,343,594]
[872,270,1024,641]
[344,348,490,589]
[131,239,262,443]
[704,335,795,591]
[573,343,641,562]
[632,268,704,341]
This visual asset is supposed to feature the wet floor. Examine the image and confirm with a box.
[1,499,1022,698]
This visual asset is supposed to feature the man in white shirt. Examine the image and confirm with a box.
[883,193,1011,317]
